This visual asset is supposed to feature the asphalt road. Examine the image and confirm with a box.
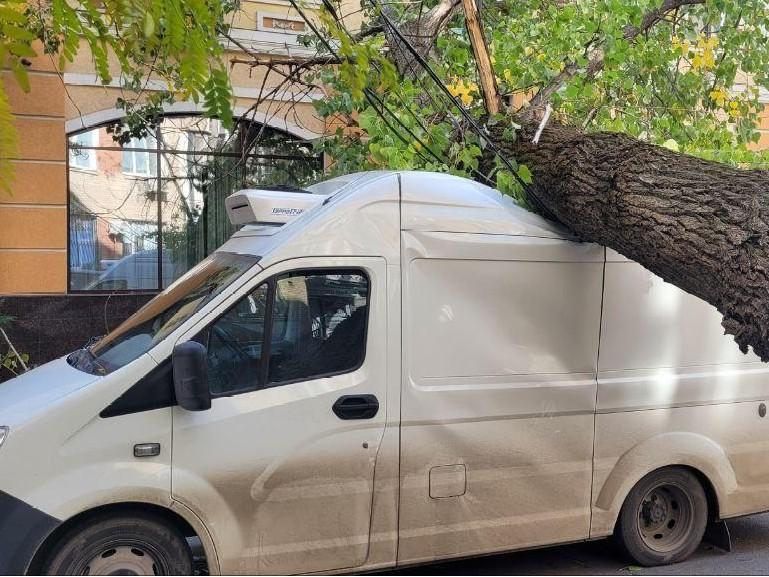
[390,513,769,575]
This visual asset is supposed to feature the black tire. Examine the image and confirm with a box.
[615,467,708,566]
[42,512,193,576]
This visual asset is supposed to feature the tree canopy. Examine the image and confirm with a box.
[0,0,234,191]
[3,0,769,193]
[308,0,769,202]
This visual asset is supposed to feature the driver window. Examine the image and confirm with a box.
[205,283,268,395]
[268,271,369,384]
[202,269,369,397]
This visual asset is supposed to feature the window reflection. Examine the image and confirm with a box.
[67,116,322,292]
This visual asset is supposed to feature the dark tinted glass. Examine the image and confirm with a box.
[268,272,368,384]
[206,283,268,395]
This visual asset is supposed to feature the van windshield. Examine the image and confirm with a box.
[68,252,260,375]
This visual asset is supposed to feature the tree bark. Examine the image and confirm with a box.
[486,122,769,361]
[382,0,462,77]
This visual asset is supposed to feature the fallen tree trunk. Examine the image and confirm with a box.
[487,122,769,361]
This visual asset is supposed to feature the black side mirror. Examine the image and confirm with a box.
[172,341,211,411]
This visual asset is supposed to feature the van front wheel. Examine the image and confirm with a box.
[616,467,708,566]
[42,512,193,576]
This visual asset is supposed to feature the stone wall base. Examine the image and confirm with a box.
[0,294,154,382]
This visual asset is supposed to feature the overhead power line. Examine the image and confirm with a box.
[287,0,449,168]
[371,3,528,186]
[288,0,551,205]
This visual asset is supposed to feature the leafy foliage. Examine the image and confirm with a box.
[0,0,235,192]
[312,0,769,202]
[1,348,28,377]
[0,314,28,378]
[4,0,769,200]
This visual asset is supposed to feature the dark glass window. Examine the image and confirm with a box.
[207,283,269,396]
[201,270,369,396]
[67,115,323,292]
[268,272,369,384]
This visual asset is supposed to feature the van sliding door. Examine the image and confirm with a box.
[398,230,604,564]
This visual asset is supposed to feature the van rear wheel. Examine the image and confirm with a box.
[42,512,193,575]
[616,467,708,566]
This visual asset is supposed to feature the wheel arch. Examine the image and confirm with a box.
[591,431,735,537]
[27,501,217,575]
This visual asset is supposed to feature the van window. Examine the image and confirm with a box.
[202,269,369,395]
[268,272,369,384]
[207,283,269,395]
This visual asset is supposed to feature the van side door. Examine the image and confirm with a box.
[398,231,603,564]
[171,257,388,574]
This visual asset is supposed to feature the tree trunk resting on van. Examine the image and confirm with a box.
[484,120,769,363]
[372,0,769,363]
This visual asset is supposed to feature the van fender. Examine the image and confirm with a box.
[32,487,221,575]
[590,431,737,537]
[170,498,221,575]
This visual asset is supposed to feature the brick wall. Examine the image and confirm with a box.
[0,45,68,294]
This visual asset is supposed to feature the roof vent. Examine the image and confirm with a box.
[225,187,325,226]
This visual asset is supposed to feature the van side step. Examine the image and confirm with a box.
[703,520,732,552]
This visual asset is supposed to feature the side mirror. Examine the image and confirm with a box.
[172,341,211,412]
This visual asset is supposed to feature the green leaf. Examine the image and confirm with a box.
[144,12,155,38]
[10,64,29,92]
[517,164,533,184]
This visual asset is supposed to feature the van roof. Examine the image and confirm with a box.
[397,171,569,239]
[305,171,570,239]
[224,171,572,260]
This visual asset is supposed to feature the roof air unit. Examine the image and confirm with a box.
[225,187,325,227]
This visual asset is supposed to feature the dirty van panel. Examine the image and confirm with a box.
[599,261,761,373]
[171,258,388,575]
[398,230,603,564]
[593,261,769,535]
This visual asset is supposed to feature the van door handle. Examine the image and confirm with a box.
[333,395,379,420]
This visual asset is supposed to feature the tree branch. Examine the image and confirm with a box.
[383,0,462,76]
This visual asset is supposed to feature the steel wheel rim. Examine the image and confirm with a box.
[78,543,165,576]
[636,482,695,554]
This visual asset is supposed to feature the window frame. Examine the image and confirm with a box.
[120,136,160,179]
[65,114,324,295]
[200,267,371,398]
[68,130,99,171]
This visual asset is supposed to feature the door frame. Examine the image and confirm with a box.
[168,255,401,573]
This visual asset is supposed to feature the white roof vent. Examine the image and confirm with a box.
[225,187,325,226]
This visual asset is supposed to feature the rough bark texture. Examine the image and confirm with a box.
[383,0,461,77]
[486,122,769,361]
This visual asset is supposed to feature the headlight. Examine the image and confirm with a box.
[0,426,8,448]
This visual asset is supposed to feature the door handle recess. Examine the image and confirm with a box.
[333,395,379,420]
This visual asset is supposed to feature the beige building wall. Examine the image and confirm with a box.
[0,43,68,293]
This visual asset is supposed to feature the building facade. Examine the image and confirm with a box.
[0,2,348,373]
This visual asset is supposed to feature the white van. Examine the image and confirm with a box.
[1,171,768,575]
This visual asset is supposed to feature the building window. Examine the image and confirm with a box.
[122,135,157,177]
[68,130,99,170]
[67,115,323,292]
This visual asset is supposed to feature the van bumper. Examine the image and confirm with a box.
[0,490,60,575]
